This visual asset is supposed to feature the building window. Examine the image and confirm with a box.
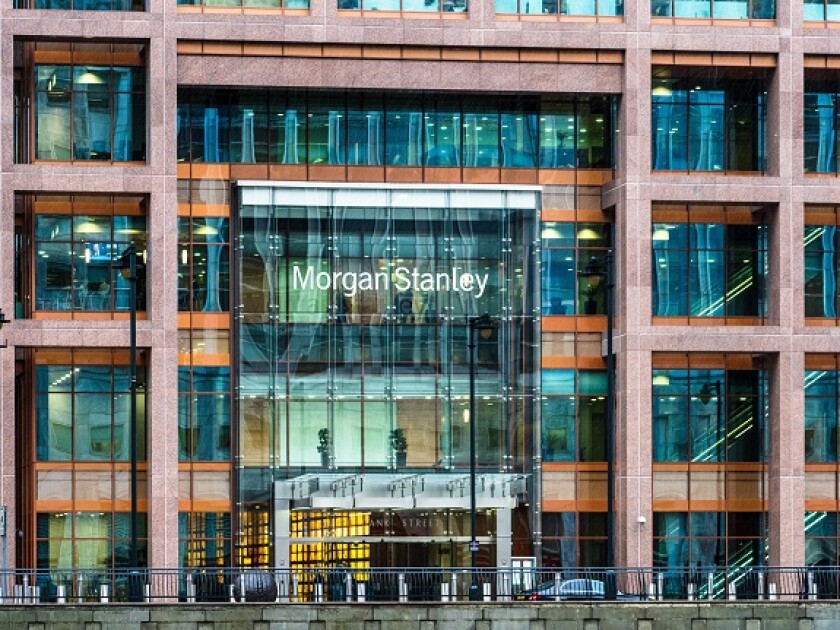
[179,512,231,568]
[495,0,621,17]
[36,362,146,462]
[805,208,840,319]
[652,206,767,320]
[178,0,307,9]
[178,367,231,462]
[31,43,146,163]
[177,89,615,170]
[30,198,147,314]
[652,368,767,463]
[339,0,465,11]
[15,0,143,8]
[542,512,607,568]
[178,217,230,312]
[651,68,767,172]
[542,370,607,462]
[37,512,147,572]
[654,512,766,571]
[651,0,774,19]
[805,368,840,462]
[542,222,611,316]
[805,0,840,21]
[804,78,840,174]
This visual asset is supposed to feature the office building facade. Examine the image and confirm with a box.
[0,0,838,575]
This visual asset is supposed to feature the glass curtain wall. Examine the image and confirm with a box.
[804,79,840,174]
[652,364,768,572]
[651,69,768,172]
[177,89,614,171]
[804,0,840,21]
[805,214,840,319]
[235,184,539,566]
[651,0,774,18]
[495,0,622,17]
[652,221,767,319]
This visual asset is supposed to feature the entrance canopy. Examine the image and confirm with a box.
[276,473,526,511]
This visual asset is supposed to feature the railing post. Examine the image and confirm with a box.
[186,577,196,603]
[398,573,407,602]
[56,584,67,604]
[707,572,715,600]
[345,572,353,602]
[238,573,246,603]
[500,571,511,602]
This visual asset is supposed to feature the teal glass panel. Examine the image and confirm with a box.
[543,397,575,462]
[384,95,423,166]
[804,225,839,317]
[804,91,838,174]
[674,0,709,16]
[804,0,826,19]
[805,370,839,462]
[561,0,596,14]
[424,97,461,166]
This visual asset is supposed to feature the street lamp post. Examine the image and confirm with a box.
[119,244,140,578]
[467,313,497,602]
[579,252,614,570]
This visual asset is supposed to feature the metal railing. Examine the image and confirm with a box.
[0,567,838,604]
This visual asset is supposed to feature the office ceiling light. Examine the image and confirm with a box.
[194,225,219,236]
[652,228,671,241]
[652,374,671,387]
[77,71,105,85]
[652,86,673,98]
[75,221,103,234]
[577,227,602,241]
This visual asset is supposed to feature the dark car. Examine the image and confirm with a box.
[516,578,640,601]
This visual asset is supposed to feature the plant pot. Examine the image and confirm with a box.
[395,452,407,468]
[321,452,330,467]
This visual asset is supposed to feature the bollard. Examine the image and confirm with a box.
[276,575,286,603]
[356,582,366,603]
[186,579,196,603]
[144,583,151,604]
[554,572,561,602]
[13,584,22,605]
[440,581,450,602]
[314,581,324,603]
[99,584,110,603]
[76,574,84,603]
[647,583,657,601]
[33,586,40,604]
[757,572,764,600]
[56,584,67,604]
[728,582,736,600]
[291,573,299,603]
[450,574,457,602]
[345,572,353,603]
[398,573,407,603]
[228,583,236,603]
[707,572,715,600]
[482,582,491,602]
[23,576,30,604]
[808,572,818,601]
[768,582,777,600]
[656,572,664,601]
[500,572,511,602]
[687,583,695,601]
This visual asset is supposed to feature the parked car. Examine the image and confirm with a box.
[516,578,640,601]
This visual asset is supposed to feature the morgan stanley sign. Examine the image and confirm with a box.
[293,266,490,299]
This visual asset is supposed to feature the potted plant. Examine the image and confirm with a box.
[317,428,331,467]
[389,428,408,468]
[582,284,600,315]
